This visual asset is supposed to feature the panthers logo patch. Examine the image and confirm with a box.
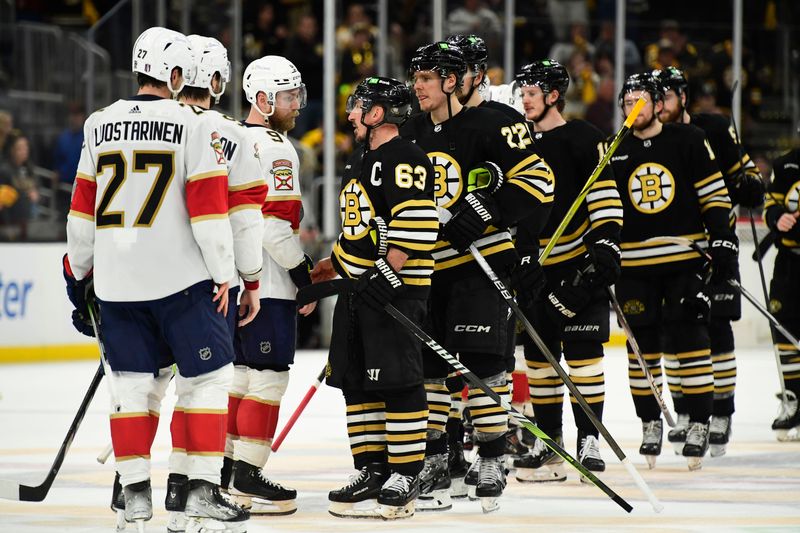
[428,151,463,209]
[622,299,646,315]
[271,159,294,191]
[628,163,675,214]
[340,179,374,239]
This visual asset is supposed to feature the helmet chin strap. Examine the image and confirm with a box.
[168,77,185,100]
[255,98,276,121]
[210,80,226,105]
[531,90,556,123]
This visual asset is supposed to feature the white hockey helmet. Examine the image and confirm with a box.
[132,27,196,98]
[186,34,231,104]
[243,55,306,117]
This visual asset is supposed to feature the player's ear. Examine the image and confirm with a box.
[170,67,182,88]
[444,72,457,93]
[257,91,269,113]
[548,89,560,106]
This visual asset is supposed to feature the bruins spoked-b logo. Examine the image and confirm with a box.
[428,151,463,209]
[628,163,675,214]
[340,179,374,239]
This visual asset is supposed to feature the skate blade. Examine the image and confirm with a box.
[248,496,297,516]
[514,463,567,483]
[686,457,703,471]
[186,517,247,533]
[480,497,500,514]
[709,444,727,458]
[774,428,800,442]
[449,476,468,499]
[669,440,685,455]
[116,510,127,532]
[328,500,382,519]
[644,455,658,469]
[466,484,478,500]
[378,501,414,520]
[167,511,186,533]
[416,489,452,511]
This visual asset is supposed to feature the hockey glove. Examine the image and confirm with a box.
[681,273,711,323]
[71,309,96,337]
[708,234,739,284]
[731,171,765,209]
[583,235,621,288]
[62,253,93,316]
[353,257,406,312]
[511,254,546,308]
[369,216,389,257]
[544,281,591,324]
[442,190,501,252]
[288,254,314,290]
[467,161,504,194]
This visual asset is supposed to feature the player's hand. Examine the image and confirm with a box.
[71,309,96,337]
[583,236,621,288]
[467,161,504,193]
[708,235,739,284]
[733,172,765,208]
[511,254,545,307]
[681,273,711,322]
[213,281,230,315]
[544,282,590,324]
[237,288,261,327]
[441,190,500,252]
[777,212,799,232]
[62,253,93,316]
[289,254,314,289]
[353,257,406,311]
[299,302,317,316]
[311,257,337,283]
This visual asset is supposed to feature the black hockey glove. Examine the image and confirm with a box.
[369,216,389,257]
[681,273,711,323]
[583,235,621,288]
[731,171,765,209]
[288,254,314,290]
[511,254,546,308]
[544,279,591,324]
[708,234,739,284]
[71,309,96,337]
[467,161,504,194]
[353,257,406,311]
[442,190,501,252]
[62,253,93,315]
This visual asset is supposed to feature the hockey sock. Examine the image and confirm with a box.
[468,371,510,444]
[111,372,161,486]
[710,319,736,416]
[566,354,605,436]
[663,352,684,408]
[778,344,800,397]
[343,391,387,469]
[667,322,713,423]
[382,386,428,476]
[425,378,450,440]
[224,365,248,461]
[526,359,564,433]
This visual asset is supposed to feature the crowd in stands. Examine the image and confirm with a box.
[0,0,795,242]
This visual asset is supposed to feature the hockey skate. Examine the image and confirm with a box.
[165,473,188,533]
[577,432,605,484]
[639,419,663,469]
[328,463,386,519]
[475,456,506,514]
[185,479,249,533]
[220,456,234,492]
[448,440,470,499]
[772,391,800,441]
[667,413,689,455]
[709,415,732,457]
[504,427,529,461]
[464,456,481,499]
[377,472,419,520]
[682,421,710,471]
[123,480,152,533]
[229,460,297,515]
[513,434,566,483]
[416,453,452,511]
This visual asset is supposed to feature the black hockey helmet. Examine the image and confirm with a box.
[653,66,688,96]
[445,34,488,71]
[409,41,467,87]
[515,59,570,104]
[618,72,664,108]
[346,76,412,125]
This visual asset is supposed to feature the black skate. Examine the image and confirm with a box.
[464,456,481,499]
[709,415,732,457]
[475,456,506,514]
[416,453,452,511]
[448,439,470,499]
[377,472,419,520]
[165,473,188,533]
[578,432,605,484]
[682,421,710,471]
[772,391,800,441]
[668,413,689,455]
[220,456,234,492]
[111,473,126,533]
[123,480,152,533]
[513,433,566,483]
[229,460,297,515]
[328,463,386,519]
[639,419,663,469]
[504,427,528,458]
[184,479,249,533]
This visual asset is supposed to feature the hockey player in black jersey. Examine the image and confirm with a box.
[656,66,766,457]
[511,60,623,482]
[611,72,738,470]
[764,148,800,441]
[310,77,439,520]
[402,42,554,512]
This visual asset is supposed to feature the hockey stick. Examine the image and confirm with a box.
[0,363,104,501]
[296,278,355,307]
[645,236,800,352]
[539,96,645,264]
[271,365,327,452]
[607,286,676,427]
[296,281,634,512]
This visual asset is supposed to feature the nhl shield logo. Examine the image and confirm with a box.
[260,341,272,354]
[198,347,212,361]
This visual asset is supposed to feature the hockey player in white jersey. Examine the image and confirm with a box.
[63,27,249,532]
[155,34,268,533]
[222,55,315,516]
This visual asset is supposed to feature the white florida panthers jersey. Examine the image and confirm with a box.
[67,96,234,302]
[242,123,305,301]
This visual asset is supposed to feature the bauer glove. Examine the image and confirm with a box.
[582,236,621,288]
[288,254,314,290]
[511,254,546,308]
[708,234,739,284]
[354,257,406,312]
[62,253,93,316]
[544,278,591,324]
[442,190,501,252]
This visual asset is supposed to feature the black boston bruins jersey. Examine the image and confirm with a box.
[400,106,554,280]
[517,120,622,267]
[692,113,762,221]
[332,137,439,296]
[765,149,800,252]
[610,123,732,271]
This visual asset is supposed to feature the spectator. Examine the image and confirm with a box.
[447,0,502,60]
[340,24,376,86]
[52,102,85,216]
[548,22,595,67]
[0,110,12,157]
[547,0,588,42]
[644,20,700,72]
[284,12,324,138]
[243,2,288,62]
[585,76,615,136]
[0,131,38,236]
[336,3,377,50]
[593,20,642,75]
[563,50,599,119]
